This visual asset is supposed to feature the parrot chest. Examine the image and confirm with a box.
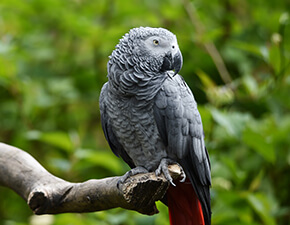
[106,92,167,170]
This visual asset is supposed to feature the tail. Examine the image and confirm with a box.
[167,180,205,225]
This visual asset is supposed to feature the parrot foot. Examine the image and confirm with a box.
[117,166,149,188]
[155,158,186,186]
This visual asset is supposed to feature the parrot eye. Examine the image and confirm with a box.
[153,39,159,45]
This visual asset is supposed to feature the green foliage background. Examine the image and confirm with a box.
[0,0,289,224]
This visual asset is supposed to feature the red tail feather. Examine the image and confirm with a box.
[167,179,204,225]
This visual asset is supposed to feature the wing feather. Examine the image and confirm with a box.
[153,75,211,224]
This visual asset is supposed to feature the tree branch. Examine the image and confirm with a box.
[0,143,182,216]
[182,0,232,84]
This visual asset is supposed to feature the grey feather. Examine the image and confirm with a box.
[99,83,135,168]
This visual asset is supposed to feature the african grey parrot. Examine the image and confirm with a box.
[99,27,211,225]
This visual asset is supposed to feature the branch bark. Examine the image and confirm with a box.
[0,143,182,216]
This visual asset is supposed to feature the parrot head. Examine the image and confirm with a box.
[109,27,183,76]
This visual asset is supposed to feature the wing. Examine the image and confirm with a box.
[153,75,211,224]
[99,82,135,169]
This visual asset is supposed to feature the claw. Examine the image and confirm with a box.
[179,165,186,182]
[117,166,148,189]
[169,179,176,187]
[155,158,186,186]
[155,158,176,186]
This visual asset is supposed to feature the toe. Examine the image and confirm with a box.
[117,166,149,188]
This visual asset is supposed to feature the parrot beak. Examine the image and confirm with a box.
[161,50,183,76]
[173,50,183,76]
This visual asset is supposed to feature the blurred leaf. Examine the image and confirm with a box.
[269,44,280,75]
[210,108,252,138]
[26,130,73,153]
[198,106,213,137]
[74,149,123,174]
[246,193,276,225]
[242,127,276,163]
[29,214,54,225]
[242,74,259,97]
[249,170,264,192]
[48,158,71,172]
[232,41,268,60]
[196,69,216,88]
[197,70,234,106]
[212,177,232,190]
